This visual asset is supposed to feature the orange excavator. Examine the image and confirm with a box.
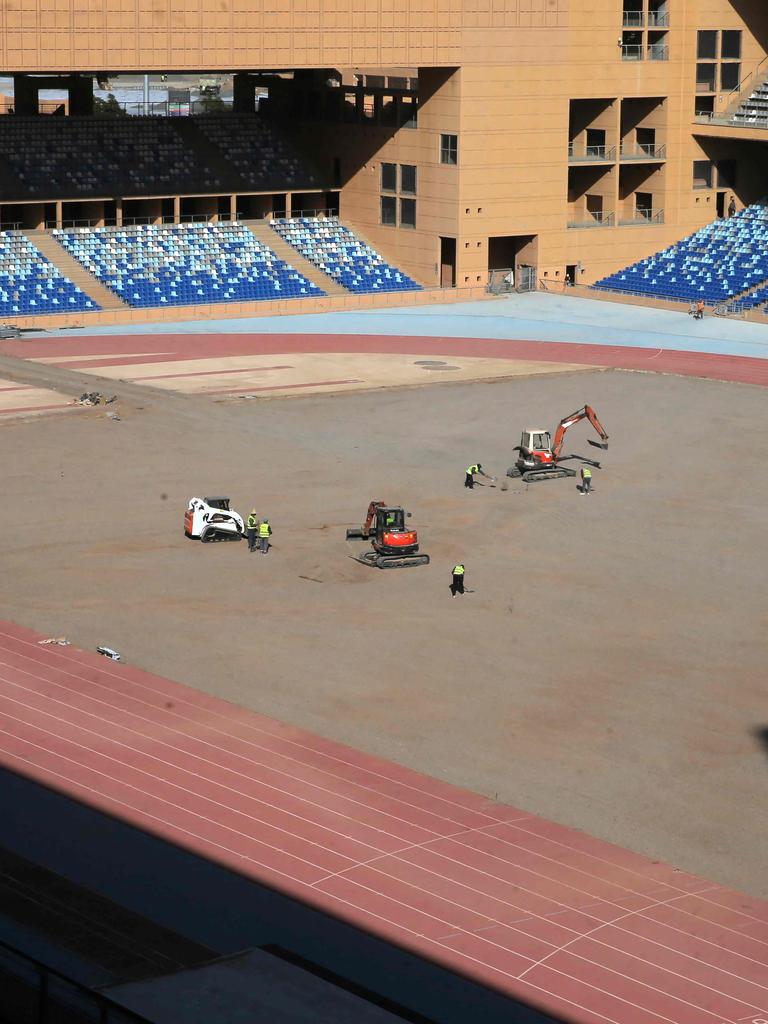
[346,501,430,569]
[507,405,609,482]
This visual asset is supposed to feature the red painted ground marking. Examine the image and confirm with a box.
[0,384,33,392]
[203,378,364,395]
[0,402,72,416]
[129,364,293,382]
[3,332,767,388]
[0,620,766,1024]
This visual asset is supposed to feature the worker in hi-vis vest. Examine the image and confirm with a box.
[580,466,593,495]
[259,518,272,554]
[246,510,258,552]
[451,563,466,596]
[464,462,489,489]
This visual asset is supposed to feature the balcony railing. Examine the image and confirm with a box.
[568,144,616,162]
[648,11,670,26]
[648,43,669,61]
[621,44,644,60]
[622,11,644,27]
[619,209,665,225]
[620,143,667,160]
[568,212,615,229]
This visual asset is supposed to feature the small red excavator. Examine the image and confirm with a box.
[507,405,609,482]
[346,501,430,569]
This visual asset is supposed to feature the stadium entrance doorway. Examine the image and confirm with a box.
[488,234,538,291]
[440,237,456,287]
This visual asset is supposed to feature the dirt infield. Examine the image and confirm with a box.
[1,364,766,897]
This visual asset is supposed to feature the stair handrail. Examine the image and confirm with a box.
[717,53,768,118]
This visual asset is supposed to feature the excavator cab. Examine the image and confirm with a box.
[521,430,553,456]
[376,506,406,535]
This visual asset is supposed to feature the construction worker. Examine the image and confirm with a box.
[464,462,489,489]
[580,466,592,495]
[451,563,465,596]
[259,517,272,554]
[246,509,258,552]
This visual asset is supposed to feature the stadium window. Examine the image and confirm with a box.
[381,163,397,192]
[400,164,417,195]
[440,134,458,165]
[720,62,740,91]
[697,30,717,60]
[399,95,417,128]
[363,93,375,119]
[721,30,741,60]
[400,198,416,229]
[693,160,713,189]
[696,63,717,92]
[381,195,397,226]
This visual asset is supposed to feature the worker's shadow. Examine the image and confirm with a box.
[751,726,768,761]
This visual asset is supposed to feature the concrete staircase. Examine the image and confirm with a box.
[26,231,128,310]
[243,220,348,296]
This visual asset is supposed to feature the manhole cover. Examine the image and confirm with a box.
[414,359,447,366]
[421,364,460,371]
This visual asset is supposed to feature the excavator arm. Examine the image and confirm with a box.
[551,405,609,459]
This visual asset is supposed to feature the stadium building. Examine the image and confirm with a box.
[0,0,767,320]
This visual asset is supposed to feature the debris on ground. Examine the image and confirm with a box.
[96,646,121,661]
[106,412,121,421]
[38,637,71,646]
[500,480,509,491]
[76,392,118,407]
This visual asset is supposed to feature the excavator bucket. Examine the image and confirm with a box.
[345,527,366,540]
[587,438,609,451]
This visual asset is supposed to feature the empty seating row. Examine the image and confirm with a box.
[271,217,421,294]
[0,231,98,316]
[54,223,324,308]
[593,204,768,304]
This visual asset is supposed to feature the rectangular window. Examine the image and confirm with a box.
[399,95,417,128]
[380,163,397,192]
[696,62,717,92]
[721,30,741,60]
[380,195,397,226]
[400,198,416,229]
[440,133,458,165]
[697,30,717,60]
[693,160,713,189]
[400,164,417,195]
[720,62,740,91]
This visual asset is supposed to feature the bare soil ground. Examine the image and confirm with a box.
[1,364,766,897]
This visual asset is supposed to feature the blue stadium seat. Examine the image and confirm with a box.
[53,223,324,309]
[271,217,421,294]
[0,232,98,316]
[593,204,768,305]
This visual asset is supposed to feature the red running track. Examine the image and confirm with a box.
[1,620,767,1024]
[2,332,768,387]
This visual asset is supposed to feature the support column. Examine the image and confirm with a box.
[55,201,63,229]
[230,194,237,221]
[12,74,39,115]
[285,193,292,218]
[233,73,256,113]
[68,75,94,116]
[173,196,181,224]
[115,198,123,227]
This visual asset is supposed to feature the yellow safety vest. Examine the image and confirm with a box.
[247,515,258,529]
[466,465,479,475]
[582,467,592,478]
[259,522,271,537]
[452,564,465,575]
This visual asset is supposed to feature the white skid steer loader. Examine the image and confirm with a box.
[185,497,245,543]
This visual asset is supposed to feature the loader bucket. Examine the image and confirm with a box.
[587,438,609,450]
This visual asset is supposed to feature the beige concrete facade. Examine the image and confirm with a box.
[2,0,767,297]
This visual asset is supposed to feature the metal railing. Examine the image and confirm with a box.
[568,212,615,229]
[620,143,666,159]
[569,145,616,161]
[622,11,643,26]
[716,53,768,117]
[648,10,669,26]
[621,44,644,60]
[0,935,153,1024]
[618,209,665,225]
[648,43,669,60]
[695,110,768,129]
[59,217,105,228]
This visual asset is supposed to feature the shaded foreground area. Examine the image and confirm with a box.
[1,367,766,897]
